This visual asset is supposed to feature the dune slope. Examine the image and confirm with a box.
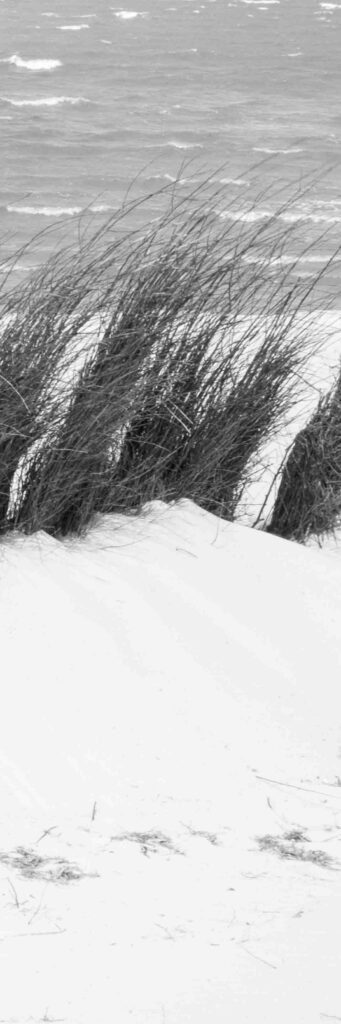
[1,499,341,1023]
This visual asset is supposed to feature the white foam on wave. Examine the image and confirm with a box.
[149,173,192,185]
[2,95,89,107]
[218,208,273,223]
[219,206,341,226]
[320,2,341,8]
[6,203,119,217]
[312,199,341,207]
[149,173,177,181]
[1,54,62,71]
[0,266,39,277]
[242,253,341,266]
[41,11,60,16]
[242,254,296,266]
[165,140,203,149]
[91,204,118,212]
[112,10,147,18]
[145,139,203,150]
[253,146,303,154]
[301,253,341,263]
[6,205,83,216]
[58,24,90,31]
[219,176,250,186]
[280,210,341,225]
[239,0,280,4]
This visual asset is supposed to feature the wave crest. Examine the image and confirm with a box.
[253,147,304,154]
[6,203,118,217]
[58,24,89,30]
[0,54,62,71]
[112,10,147,18]
[218,207,341,226]
[6,205,83,217]
[1,95,89,107]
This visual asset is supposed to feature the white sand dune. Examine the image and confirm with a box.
[1,498,341,1023]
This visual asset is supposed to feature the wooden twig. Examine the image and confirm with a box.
[256,774,341,799]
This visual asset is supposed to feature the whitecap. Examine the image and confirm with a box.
[154,173,190,184]
[58,24,89,31]
[90,204,118,212]
[219,177,250,186]
[280,211,341,224]
[311,199,341,207]
[166,140,203,149]
[242,253,341,266]
[6,205,83,216]
[0,264,39,276]
[220,206,341,226]
[6,203,120,217]
[242,254,296,265]
[2,96,89,107]
[41,12,60,16]
[301,254,341,262]
[1,54,62,71]
[112,10,147,18]
[149,173,177,181]
[218,208,273,222]
[252,146,303,154]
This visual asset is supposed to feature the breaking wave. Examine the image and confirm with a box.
[6,203,118,217]
[7,205,83,216]
[0,54,62,71]
[58,25,90,31]
[156,140,204,150]
[1,96,89,107]
[253,147,304,154]
[112,10,147,18]
[218,207,341,225]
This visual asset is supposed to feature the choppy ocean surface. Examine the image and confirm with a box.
[1,0,341,302]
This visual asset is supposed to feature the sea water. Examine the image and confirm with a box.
[1,0,341,302]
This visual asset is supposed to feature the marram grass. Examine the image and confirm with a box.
[267,367,341,543]
[0,173,340,542]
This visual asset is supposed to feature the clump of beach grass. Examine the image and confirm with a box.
[256,833,335,868]
[0,171,339,540]
[267,361,341,543]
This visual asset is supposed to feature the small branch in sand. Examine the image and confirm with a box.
[237,940,277,969]
[0,928,66,941]
[7,877,21,910]
[256,774,341,799]
[36,826,58,844]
